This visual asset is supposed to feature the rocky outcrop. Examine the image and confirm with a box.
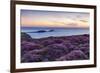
[21,33,89,62]
[21,32,32,41]
[56,50,88,61]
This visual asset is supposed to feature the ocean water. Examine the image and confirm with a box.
[21,27,89,39]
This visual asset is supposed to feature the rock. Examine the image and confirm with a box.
[21,32,32,41]
[77,43,89,57]
[21,34,90,62]
[42,44,70,61]
[27,49,47,55]
[21,41,43,56]
[21,41,42,51]
[41,40,55,46]
[56,50,88,61]
[53,39,64,44]
[21,52,43,62]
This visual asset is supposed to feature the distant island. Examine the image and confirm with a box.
[21,32,89,62]
[26,29,54,33]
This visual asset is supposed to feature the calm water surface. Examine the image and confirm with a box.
[21,27,89,39]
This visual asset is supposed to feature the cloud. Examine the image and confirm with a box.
[79,20,88,22]
[66,23,78,27]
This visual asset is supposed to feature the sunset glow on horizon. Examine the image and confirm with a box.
[21,10,90,28]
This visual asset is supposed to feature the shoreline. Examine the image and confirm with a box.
[21,32,89,40]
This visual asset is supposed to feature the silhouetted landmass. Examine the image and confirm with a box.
[21,32,89,63]
[27,29,54,33]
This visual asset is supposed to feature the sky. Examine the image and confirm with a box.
[21,9,90,28]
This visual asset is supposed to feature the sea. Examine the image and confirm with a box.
[21,27,89,39]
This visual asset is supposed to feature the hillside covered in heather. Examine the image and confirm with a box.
[21,32,89,63]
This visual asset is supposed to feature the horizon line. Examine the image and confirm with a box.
[21,26,89,29]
